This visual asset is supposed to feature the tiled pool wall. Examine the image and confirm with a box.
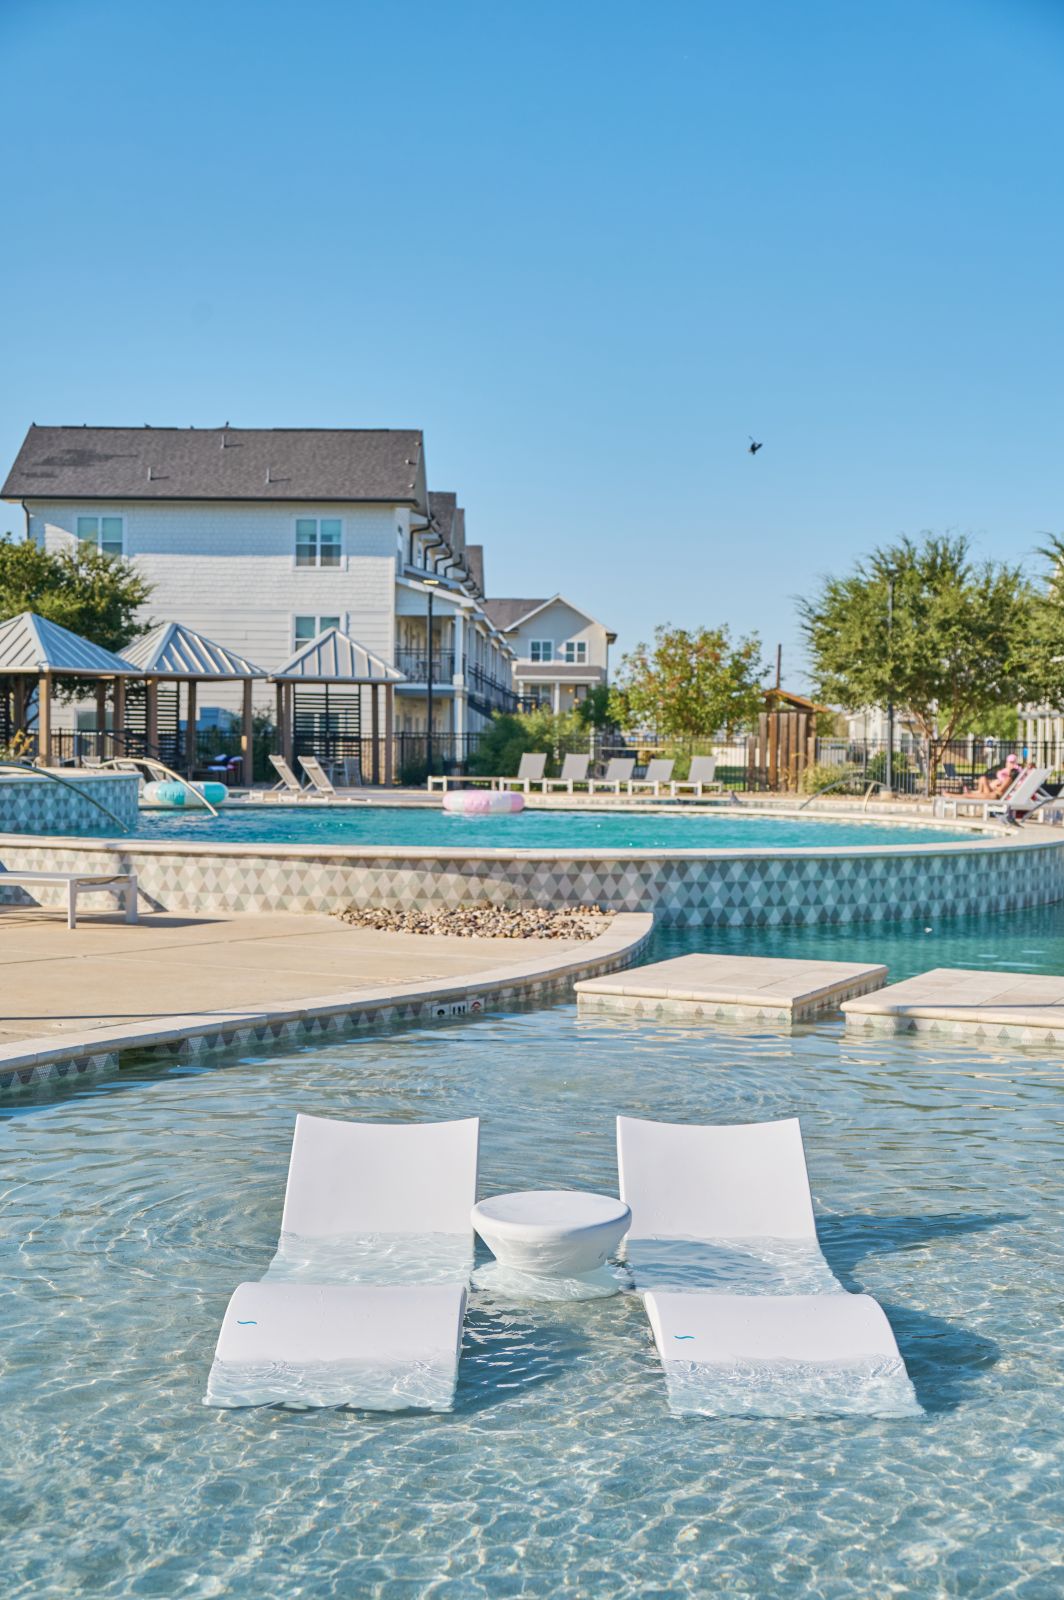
[2,831,1063,925]
[0,772,140,834]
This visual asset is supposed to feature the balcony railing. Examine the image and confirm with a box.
[465,659,518,712]
[394,650,456,682]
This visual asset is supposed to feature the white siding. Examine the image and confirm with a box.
[510,599,609,670]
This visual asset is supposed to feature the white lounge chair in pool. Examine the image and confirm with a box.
[298,755,337,798]
[541,753,591,793]
[494,752,549,793]
[627,759,675,797]
[589,758,636,794]
[206,1114,480,1410]
[669,756,719,797]
[616,1116,918,1418]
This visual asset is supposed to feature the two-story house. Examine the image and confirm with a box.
[483,595,615,714]
[1,425,515,756]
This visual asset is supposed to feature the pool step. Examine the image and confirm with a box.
[843,966,1064,1041]
[576,954,887,1022]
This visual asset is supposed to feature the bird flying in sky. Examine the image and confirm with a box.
[748,437,763,455]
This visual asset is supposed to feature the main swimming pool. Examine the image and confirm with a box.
[4,913,1063,1598]
[130,804,976,850]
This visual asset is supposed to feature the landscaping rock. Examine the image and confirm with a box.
[336,901,611,941]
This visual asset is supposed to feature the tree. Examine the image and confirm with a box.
[798,534,1034,789]
[0,534,151,653]
[1024,534,1064,712]
[468,707,586,778]
[610,624,765,747]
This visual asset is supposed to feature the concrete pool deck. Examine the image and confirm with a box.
[577,952,887,1021]
[843,965,1064,1041]
[0,907,653,1096]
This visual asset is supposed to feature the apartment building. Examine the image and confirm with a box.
[484,595,615,713]
[1,425,515,745]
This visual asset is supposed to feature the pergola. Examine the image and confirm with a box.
[123,621,268,785]
[0,611,140,764]
[270,627,405,785]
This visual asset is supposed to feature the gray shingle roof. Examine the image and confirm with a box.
[465,544,484,596]
[428,490,457,547]
[483,598,548,632]
[2,425,427,508]
[123,621,268,680]
[0,611,139,676]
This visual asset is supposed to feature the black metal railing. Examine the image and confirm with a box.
[394,650,456,682]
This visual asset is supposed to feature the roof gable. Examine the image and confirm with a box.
[0,610,139,675]
[123,621,268,679]
[485,594,608,633]
[271,627,405,684]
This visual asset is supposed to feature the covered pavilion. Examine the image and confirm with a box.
[0,611,140,764]
[270,627,404,785]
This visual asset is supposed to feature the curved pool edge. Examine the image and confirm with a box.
[0,911,655,1098]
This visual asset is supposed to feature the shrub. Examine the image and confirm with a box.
[798,761,866,796]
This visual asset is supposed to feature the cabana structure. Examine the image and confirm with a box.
[0,611,139,764]
[123,621,268,785]
[270,627,404,785]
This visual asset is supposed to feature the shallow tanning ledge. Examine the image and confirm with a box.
[576,953,887,1022]
[842,965,1064,1042]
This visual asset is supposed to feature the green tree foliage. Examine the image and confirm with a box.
[0,534,151,653]
[468,708,586,777]
[610,624,765,746]
[1026,534,1064,712]
[798,534,1033,786]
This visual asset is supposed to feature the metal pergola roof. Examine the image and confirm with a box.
[0,611,140,677]
[270,627,405,685]
[123,620,268,681]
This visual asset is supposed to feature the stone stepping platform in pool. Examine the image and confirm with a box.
[575,953,887,1022]
[843,966,1064,1041]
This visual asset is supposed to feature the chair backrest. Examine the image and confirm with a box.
[516,751,548,781]
[341,756,363,787]
[644,759,674,782]
[1001,767,1050,809]
[298,755,336,794]
[281,1114,481,1237]
[603,758,635,781]
[617,1115,817,1241]
[559,753,590,780]
[688,755,717,783]
[269,753,302,790]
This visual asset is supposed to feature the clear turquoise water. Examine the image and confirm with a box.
[130,805,975,850]
[4,908,1063,1597]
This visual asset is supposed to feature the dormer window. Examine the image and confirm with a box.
[295,517,342,568]
[77,514,123,557]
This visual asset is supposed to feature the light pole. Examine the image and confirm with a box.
[424,577,440,778]
[885,575,894,794]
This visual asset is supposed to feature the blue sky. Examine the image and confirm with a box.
[1,0,1061,685]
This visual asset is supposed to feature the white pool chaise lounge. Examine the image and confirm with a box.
[669,755,720,797]
[541,754,591,793]
[627,759,675,796]
[589,758,636,794]
[616,1115,919,1418]
[206,1114,480,1410]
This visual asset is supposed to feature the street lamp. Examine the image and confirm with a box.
[424,577,441,777]
[885,575,894,794]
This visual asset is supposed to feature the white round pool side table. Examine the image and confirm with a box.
[471,1189,632,1300]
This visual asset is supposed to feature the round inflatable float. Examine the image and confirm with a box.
[442,789,525,816]
[142,779,229,807]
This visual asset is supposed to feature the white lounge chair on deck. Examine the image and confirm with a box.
[627,759,675,797]
[669,756,719,797]
[269,754,309,796]
[495,752,549,793]
[298,755,337,798]
[616,1116,918,1418]
[541,754,591,793]
[589,758,636,794]
[937,766,1052,823]
[206,1114,480,1410]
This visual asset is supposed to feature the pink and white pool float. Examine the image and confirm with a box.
[442,790,525,816]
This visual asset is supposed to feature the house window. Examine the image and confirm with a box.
[295,517,342,568]
[529,640,554,663]
[294,614,342,647]
[564,641,588,664]
[76,515,124,557]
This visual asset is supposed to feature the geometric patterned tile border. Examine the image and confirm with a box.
[2,829,1064,926]
[0,913,655,1098]
[844,1012,1064,1044]
[0,773,140,834]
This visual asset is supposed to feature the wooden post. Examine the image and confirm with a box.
[241,677,254,788]
[145,678,159,759]
[37,672,52,764]
[384,685,394,786]
[13,676,26,733]
[113,675,126,759]
[282,683,294,766]
[185,680,198,773]
[371,683,381,784]
[95,682,107,758]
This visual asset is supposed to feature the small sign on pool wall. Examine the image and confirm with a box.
[434,998,485,1019]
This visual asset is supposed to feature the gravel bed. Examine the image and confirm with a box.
[336,901,612,941]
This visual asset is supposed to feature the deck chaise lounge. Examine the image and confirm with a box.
[936,766,1052,822]
[541,754,591,793]
[589,758,636,794]
[0,866,138,929]
[428,751,549,794]
[627,759,675,796]
[669,756,720,797]
[206,1113,480,1410]
[616,1115,919,1418]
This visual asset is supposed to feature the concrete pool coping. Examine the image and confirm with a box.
[0,909,654,1098]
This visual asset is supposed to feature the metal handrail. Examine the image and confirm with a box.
[0,759,133,832]
[98,756,220,819]
[798,775,889,810]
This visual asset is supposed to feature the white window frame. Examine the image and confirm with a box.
[293,516,345,570]
[563,640,588,664]
[76,513,125,558]
[292,613,343,650]
[529,639,554,663]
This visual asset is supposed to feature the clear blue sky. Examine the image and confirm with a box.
[1,0,1061,686]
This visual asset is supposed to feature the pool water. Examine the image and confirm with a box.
[4,911,1063,1597]
[128,805,975,850]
